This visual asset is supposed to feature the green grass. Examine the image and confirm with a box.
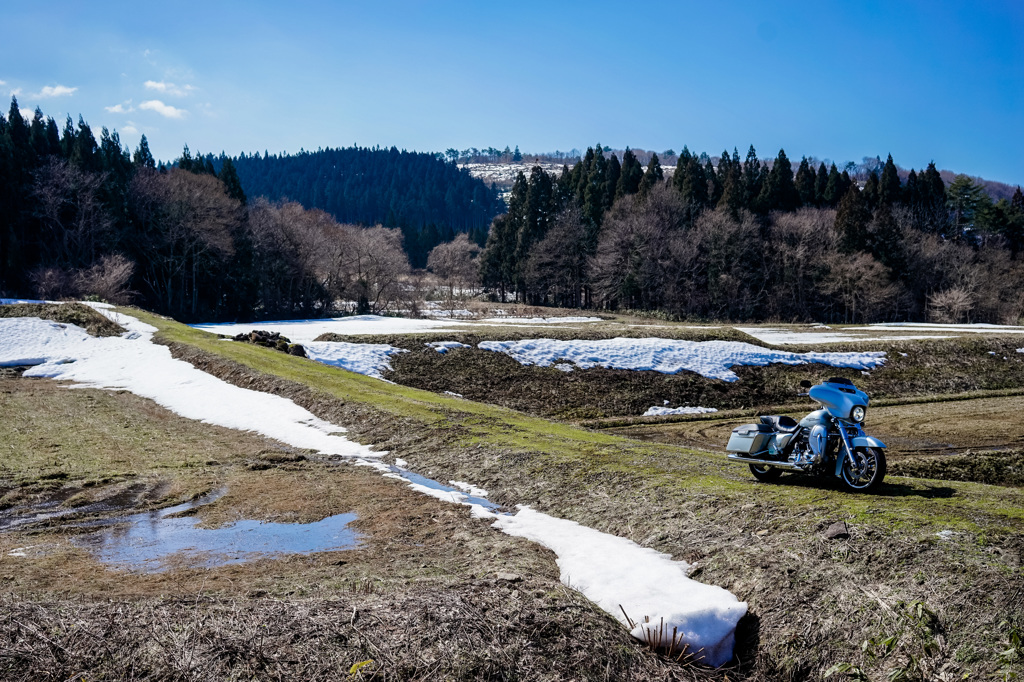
[131,307,1024,537]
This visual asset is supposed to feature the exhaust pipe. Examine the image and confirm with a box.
[726,454,805,471]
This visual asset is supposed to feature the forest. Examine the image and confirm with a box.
[3,95,1023,325]
[0,99,491,320]
[229,147,503,267]
[479,145,1024,323]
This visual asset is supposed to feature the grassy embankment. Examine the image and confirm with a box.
[142,308,1024,681]
[2,306,678,681]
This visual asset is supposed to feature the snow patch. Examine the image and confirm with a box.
[192,315,469,342]
[0,315,378,459]
[304,341,407,380]
[643,405,719,417]
[426,341,469,353]
[480,316,603,325]
[736,327,952,345]
[478,337,885,382]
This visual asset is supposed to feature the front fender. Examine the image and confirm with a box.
[852,435,886,449]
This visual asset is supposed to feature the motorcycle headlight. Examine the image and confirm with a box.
[851,406,866,423]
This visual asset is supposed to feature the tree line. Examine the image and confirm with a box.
[0,98,428,321]
[478,143,1024,323]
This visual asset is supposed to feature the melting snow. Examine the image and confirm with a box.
[3,309,747,666]
[644,406,718,417]
[0,315,377,458]
[478,337,885,382]
[304,341,407,380]
[736,327,952,345]
[427,341,469,353]
[192,315,467,342]
[480,316,603,324]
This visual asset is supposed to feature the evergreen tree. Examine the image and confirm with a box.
[903,169,920,206]
[133,135,156,168]
[604,153,621,208]
[867,204,905,272]
[878,154,901,206]
[615,147,643,198]
[823,164,843,206]
[836,184,871,253]
[757,149,799,212]
[706,158,722,208]
[218,157,247,204]
[513,145,522,162]
[582,144,607,226]
[742,145,762,209]
[862,171,879,210]
[814,162,829,206]
[794,156,815,207]
[637,153,663,197]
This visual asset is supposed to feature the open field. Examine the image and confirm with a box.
[1,305,1022,680]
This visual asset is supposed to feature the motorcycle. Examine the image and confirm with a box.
[725,377,887,492]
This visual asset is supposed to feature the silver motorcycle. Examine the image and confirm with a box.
[725,377,887,492]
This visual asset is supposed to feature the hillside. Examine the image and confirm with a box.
[1,302,1021,680]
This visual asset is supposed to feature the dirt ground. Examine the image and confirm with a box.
[159,334,1024,682]
[3,306,1023,680]
[0,377,691,681]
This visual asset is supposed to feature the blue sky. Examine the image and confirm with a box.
[3,1,1022,184]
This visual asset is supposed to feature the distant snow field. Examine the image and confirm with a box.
[478,337,885,382]
[737,327,954,345]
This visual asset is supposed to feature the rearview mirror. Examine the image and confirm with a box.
[799,380,813,389]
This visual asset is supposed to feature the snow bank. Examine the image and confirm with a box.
[478,337,886,381]
[303,341,407,380]
[383,465,746,667]
[852,322,1024,335]
[737,327,953,345]
[0,315,378,458]
[487,506,747,666]
[480,316,603,324]
[191,315,469,342]
[426,341,469,353]
[643,406,718,417]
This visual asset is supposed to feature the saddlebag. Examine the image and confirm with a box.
[727,423,773,455]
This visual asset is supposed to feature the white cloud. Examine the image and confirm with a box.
[144,80,195,97]
[10,87,22,97]
[139,99,187,119]
[0,80,5,86]
[122,122,139,135]
[33,84,78,98]
[105,100,134,114]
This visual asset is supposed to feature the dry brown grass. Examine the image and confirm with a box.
[0,302,125,337]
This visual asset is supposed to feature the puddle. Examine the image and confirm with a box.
[393,468,501,512]
[72,489,362,572]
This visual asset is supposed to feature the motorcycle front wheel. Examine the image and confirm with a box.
[748,463,783,482]
[840,447,886,492]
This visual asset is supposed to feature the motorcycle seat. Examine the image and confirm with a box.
[759,415,800,433]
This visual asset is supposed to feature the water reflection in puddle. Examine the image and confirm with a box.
[74,489,362,572]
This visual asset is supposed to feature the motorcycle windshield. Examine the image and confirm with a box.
[808,382,868,421]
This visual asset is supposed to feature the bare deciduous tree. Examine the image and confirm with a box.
[427,233,481,312]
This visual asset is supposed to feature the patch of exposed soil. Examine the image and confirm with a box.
[0,302,125,337]
[161,339,1024,681]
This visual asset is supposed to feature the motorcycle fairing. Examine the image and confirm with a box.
[808,380,869,421]
[852,435,886,449]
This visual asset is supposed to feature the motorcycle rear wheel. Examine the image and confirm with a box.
[840,447,886,492]
[748,463,783,482]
